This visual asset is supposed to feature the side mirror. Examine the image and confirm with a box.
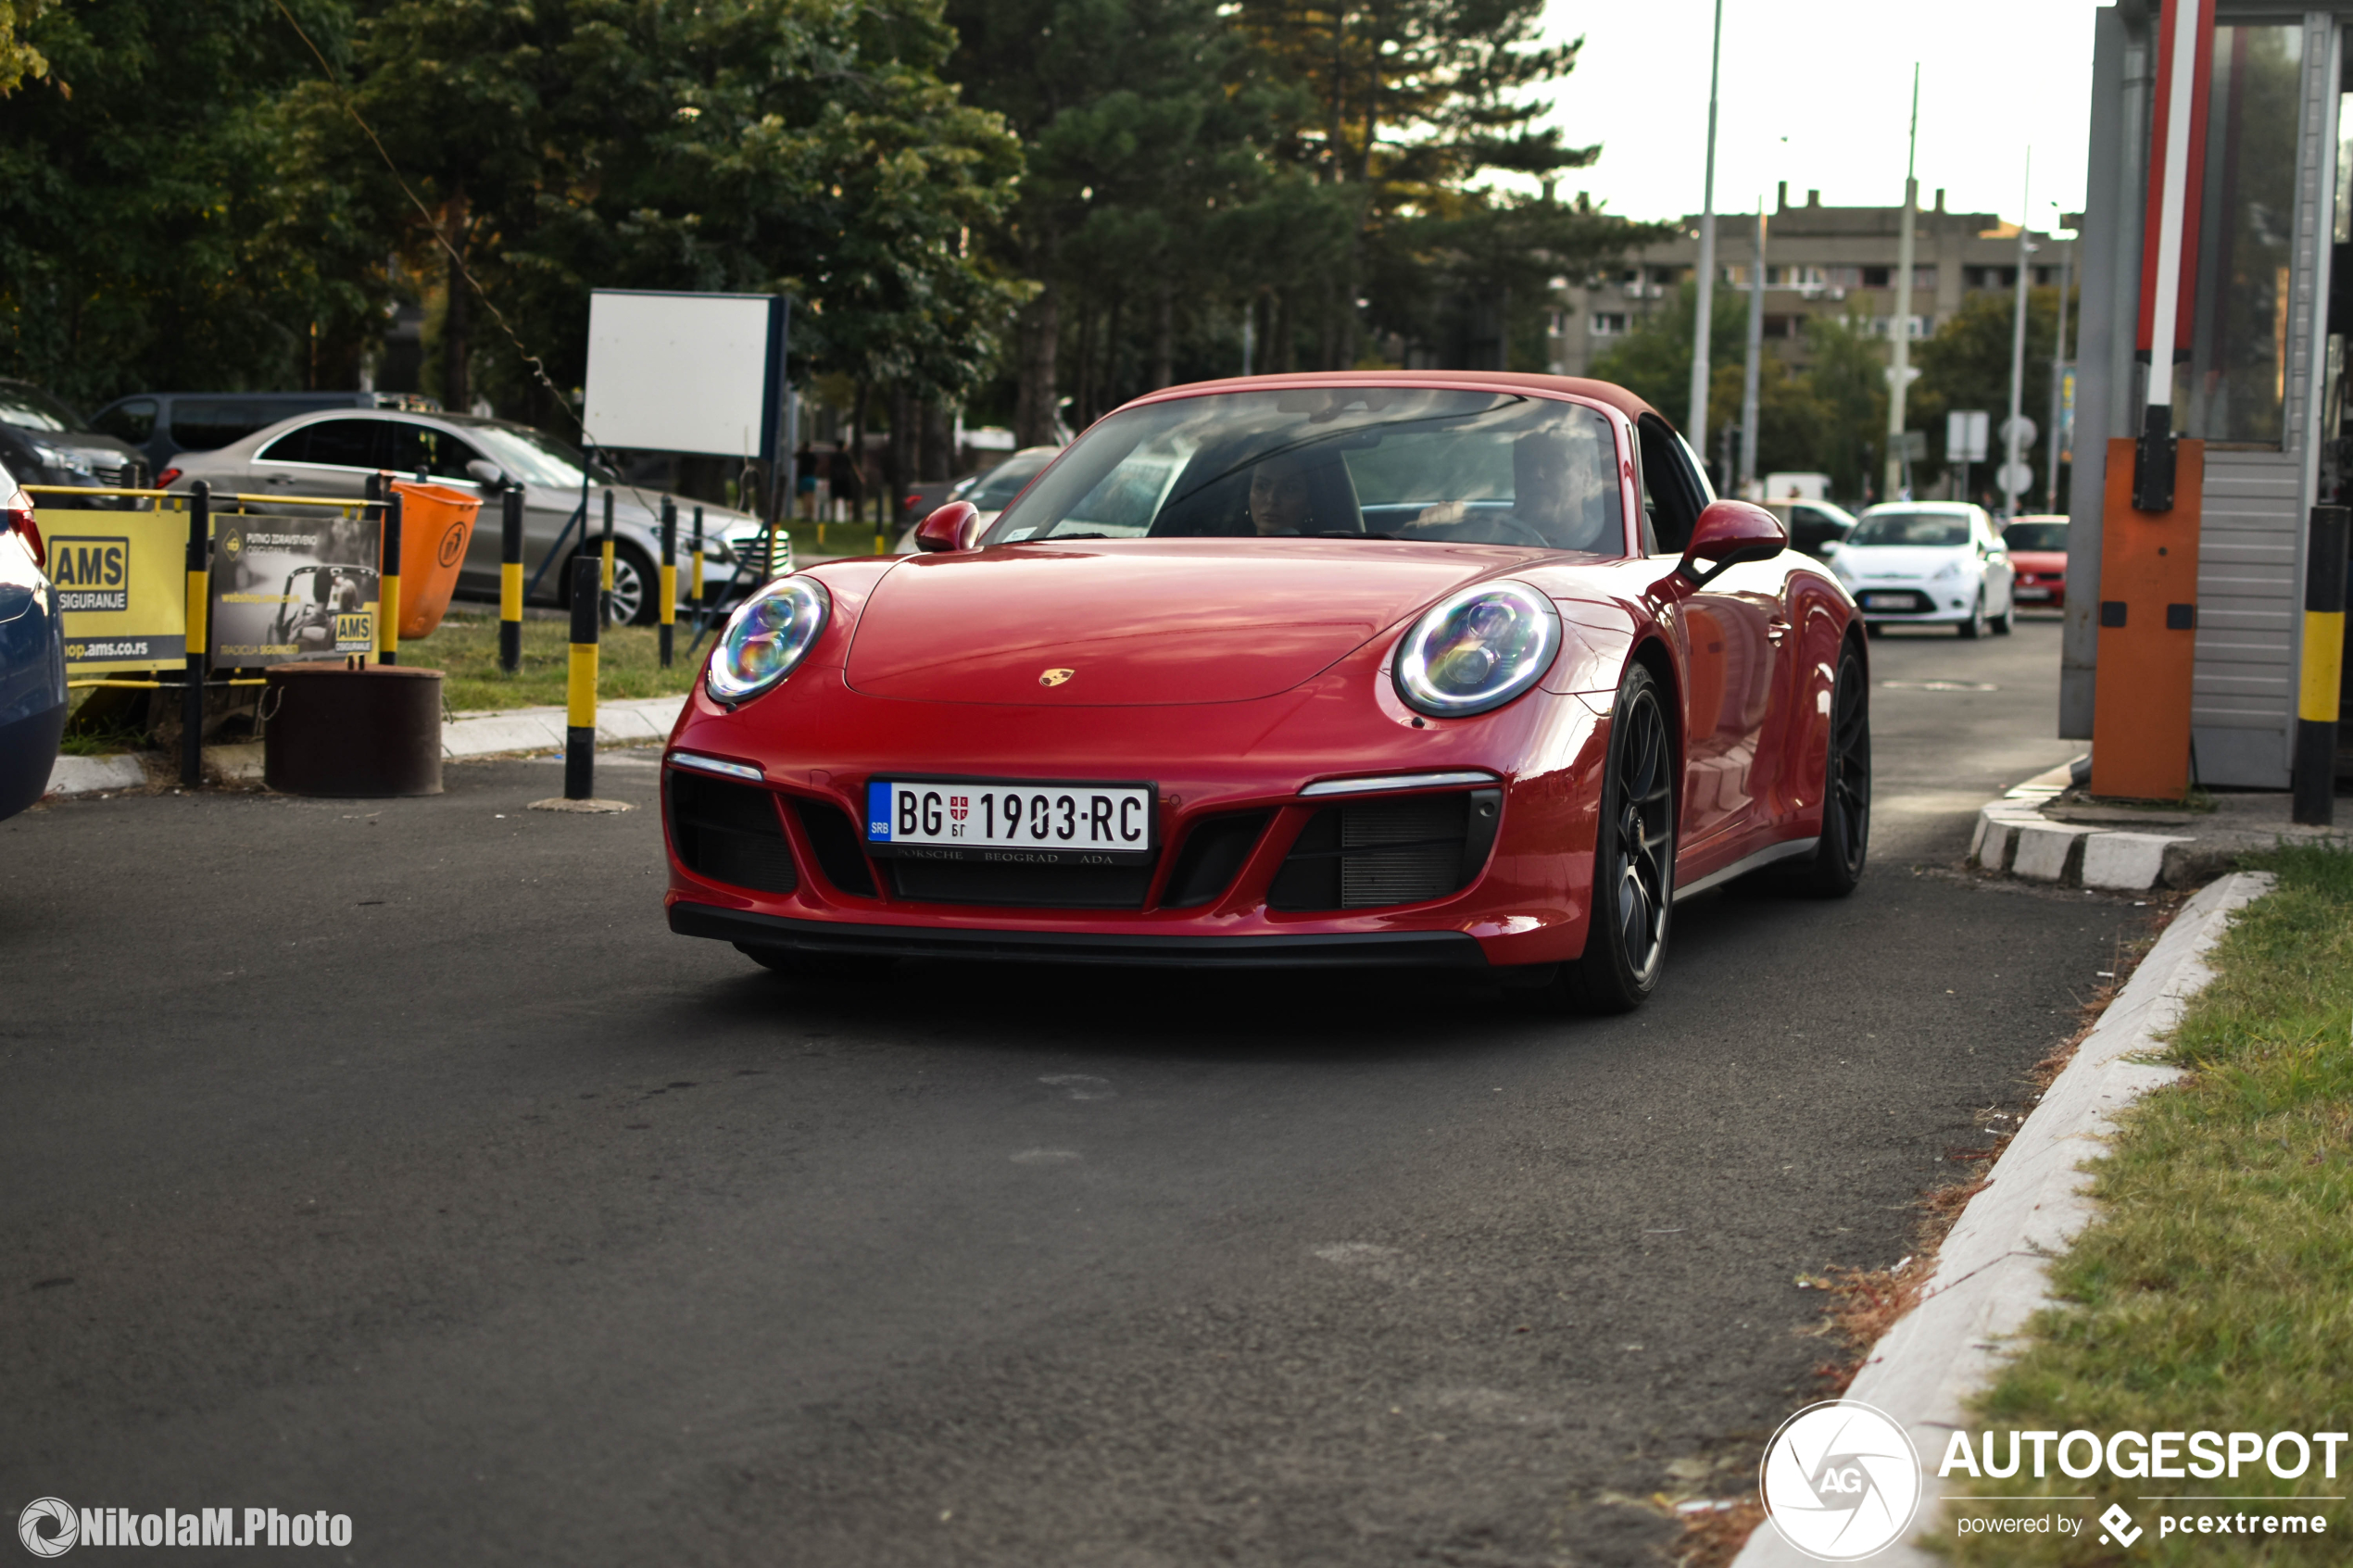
[915,500,982,553]
[1679,499,1785,587]
[1818,538,1843,559]
[465,459,507,489]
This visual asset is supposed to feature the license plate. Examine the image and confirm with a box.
[2015,585,2051,600]
[864,778,1156,865]
[1860,593,1913,609]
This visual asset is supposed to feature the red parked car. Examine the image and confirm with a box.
[2003,514,2069,608]
[662,373,1870,1013]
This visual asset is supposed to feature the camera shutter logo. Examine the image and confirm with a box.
[1758,1400,1922,1561]
[19,1497,77,1557]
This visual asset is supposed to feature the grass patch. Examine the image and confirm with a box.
[1946,846,2353,1562]
[405,609,704,713]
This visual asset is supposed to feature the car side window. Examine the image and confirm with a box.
[261,420,386,469]
[384,422,484,482]
[1635,414,1706,556]
[95,399,157,445]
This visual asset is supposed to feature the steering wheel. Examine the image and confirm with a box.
[1465,514,1554,548]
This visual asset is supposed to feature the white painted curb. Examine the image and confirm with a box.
[1731,871,2275,1568]
[43,753,146,797]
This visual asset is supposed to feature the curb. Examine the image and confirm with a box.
[42,695,688,800]
[1730,870,2274,1568]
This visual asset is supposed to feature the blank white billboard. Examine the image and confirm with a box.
[582,290,784,458]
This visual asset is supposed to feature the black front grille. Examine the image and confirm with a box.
[667,772,798,894]
[1267,789,1501,911]
[887,859,1154,909]
[792,799,878,897]
[1162,811,1270,908]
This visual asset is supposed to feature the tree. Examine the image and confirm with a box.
[0,0,58,95]
[1910,286,2062,502]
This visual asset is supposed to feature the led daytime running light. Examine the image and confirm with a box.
[706,574,829,704]
[1393,581,1561,718]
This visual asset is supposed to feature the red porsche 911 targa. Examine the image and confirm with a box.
[662,373,1870,1012]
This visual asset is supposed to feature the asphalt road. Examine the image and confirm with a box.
[2,615,2134,1566]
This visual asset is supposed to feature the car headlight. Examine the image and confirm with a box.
[1393,581,1561,718]
[706,574,829,704]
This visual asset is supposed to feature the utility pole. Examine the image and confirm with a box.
[1739,203,1767,494]
[1687,0,1726,464]
[2045,215,2073,515]
[2003,150,2034,521]
[1884,65,1920,504]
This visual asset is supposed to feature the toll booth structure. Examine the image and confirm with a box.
[2064,1,2353,789]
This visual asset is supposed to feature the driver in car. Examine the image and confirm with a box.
[1247,449,1317,534]
[1408,430,1613,549]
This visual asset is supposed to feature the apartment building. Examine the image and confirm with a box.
[1548,182,2075,378]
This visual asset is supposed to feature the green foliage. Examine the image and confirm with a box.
[0,0,57,94]
[1949,848,2353,1563]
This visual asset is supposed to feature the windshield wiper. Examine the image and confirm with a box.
[1309,529,1398,540]
[1045,531,1112,541]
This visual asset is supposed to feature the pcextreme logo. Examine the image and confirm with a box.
[1759,1400,1923,1562]
[16,1499,353,1553]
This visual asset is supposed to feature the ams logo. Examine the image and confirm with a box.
[48,536,130,612]
[333,612,374,648]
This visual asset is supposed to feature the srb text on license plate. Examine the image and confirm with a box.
[865,779,1155,864]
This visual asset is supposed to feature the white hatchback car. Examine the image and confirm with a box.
[1830,502,2016,637]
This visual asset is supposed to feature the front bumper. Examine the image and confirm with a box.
[1848,584,1978,621]
[661,656,1611,969]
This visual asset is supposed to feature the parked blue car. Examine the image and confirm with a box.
[1,457,65,820]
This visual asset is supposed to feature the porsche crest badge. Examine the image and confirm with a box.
[1038,668,1076,687]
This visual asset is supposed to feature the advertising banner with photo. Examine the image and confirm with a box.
[209,511,379,666]
[46,507,189,678]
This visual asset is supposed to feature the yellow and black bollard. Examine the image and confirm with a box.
[498,485,524,672]
[182,482,210,787]
[599,489,616,624]
[659,496,676,668]
[690,505,705,615]
[2292,505,2348,824]
[379,487,404,667]
[565,556,598,801]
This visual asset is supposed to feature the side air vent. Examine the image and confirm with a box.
[1162,811,1270,908]
[791,799,879,897]
[1266,789,1501,911]
[667,772,798,894]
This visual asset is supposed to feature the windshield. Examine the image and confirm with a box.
[459,420,618,487]
[1848,511,1971,547]
[983,388,1625,552]
[971,452,1052,509]
[2003,521,2067,551]
[0,383,90,433]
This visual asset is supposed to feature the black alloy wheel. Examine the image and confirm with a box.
[1549,662,1676,1014]
[1801,641,1871,897]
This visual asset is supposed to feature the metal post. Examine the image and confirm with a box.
[182,483,210,788]
[2293,506,2349,823]
[379,488,403,667]
[565,557,599,802]
[2046,232,2073,515]
[598,488,616,624]
[1739,203,1766,494]
[659,495,676,668]
[498,485,523,672]
[2003,152,2034,521]
[1687,0,1725,457]
[1886,66,1921,503]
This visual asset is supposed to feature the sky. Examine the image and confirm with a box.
[1530,0,2107,234]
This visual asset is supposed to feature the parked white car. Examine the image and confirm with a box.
[1830,502,2015,637]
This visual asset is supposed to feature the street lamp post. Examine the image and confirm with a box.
[1884,66,1920,504]
[1739,203,1766,495]
[1687,0,1725,466]
[2003,151,2035,521]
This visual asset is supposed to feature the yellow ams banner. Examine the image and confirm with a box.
[45,508,188,677]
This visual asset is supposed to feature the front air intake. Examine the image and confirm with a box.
[667,772,799,894]
[1266,789,1501,911]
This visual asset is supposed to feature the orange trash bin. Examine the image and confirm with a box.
[382,480,482,640]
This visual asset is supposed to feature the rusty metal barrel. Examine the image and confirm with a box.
[261,664,444,797]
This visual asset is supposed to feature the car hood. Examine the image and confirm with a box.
[841,539,1528,705]
[1839,546,1972,578]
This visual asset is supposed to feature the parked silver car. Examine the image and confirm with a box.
[166,408,780,622]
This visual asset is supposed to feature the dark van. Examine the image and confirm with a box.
[88,391,441,475]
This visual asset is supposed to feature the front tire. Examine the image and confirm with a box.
[1547,663,1676,1014]
[1800,641,1870,897]
[1958,591,1987,639]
